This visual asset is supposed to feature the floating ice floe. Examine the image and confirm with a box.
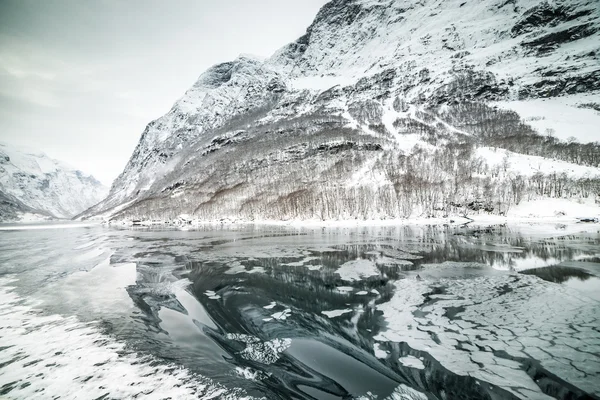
[356,291,369,295]
[263,301,277,309]
[226,333,291,365]
[271,308,292,321]
[336,259,380,281]
[376,256,414,266]
[234,366,271,381]
[374,275,600,398]
[357,384,428,400]
[226,333,261,343]
[420,261,487,269]
[336,286,354,293]
[322,309,353,318]
[204,290,221,300]
[225,262,265,275]
[282,256,320,267]
[373,343,389,359]
[398,355,425,370]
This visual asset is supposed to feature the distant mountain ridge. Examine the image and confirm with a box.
[0,143,108,221]
[81,0,600,222]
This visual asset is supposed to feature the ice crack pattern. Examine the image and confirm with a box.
[375,273,600,399]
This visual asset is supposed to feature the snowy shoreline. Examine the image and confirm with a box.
[100,198,600,229]
[101,214,600,231]
[4,198,597,230]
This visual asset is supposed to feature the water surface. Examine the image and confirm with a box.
[0,223,599,399]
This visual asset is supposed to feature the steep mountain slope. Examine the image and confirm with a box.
[82,0,600,222]
[0,143,108,221]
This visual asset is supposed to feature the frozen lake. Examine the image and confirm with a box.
[0,223,599,399]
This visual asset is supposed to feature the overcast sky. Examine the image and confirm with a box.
[0,0,328,186]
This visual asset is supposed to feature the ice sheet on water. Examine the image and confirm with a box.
[204,290,221,299]
[398,355,425,370]
[271,308,292,321]
[376,256,414,266]
[358,384,428,400]
[282,256,321,267]
[235,366,271,381]
[375,275,600,398]
[226,333,291,365]
[263,301,277,309]
[420,261,488,269]
[373,343,388,359]
[225,261,265,275]
[336,259,380,281]
[0,278,249,400]
[322,309,353,318]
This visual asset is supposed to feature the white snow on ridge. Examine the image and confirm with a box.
[290,75,360,92]
[477,147,600,179]
[0,142,76,174]
[493,95,600,144]
[0,143,108,219]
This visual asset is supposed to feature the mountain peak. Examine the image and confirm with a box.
[0,142,108,221]
[81,0,600,223]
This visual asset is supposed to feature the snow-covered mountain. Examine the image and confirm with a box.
[82,0,600,222]
[0,143,108,221]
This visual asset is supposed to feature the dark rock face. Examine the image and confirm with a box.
[519,70,600,98]
[197,62,235,88]
[429,70,510,105]
[348,100,384,124]
[266,77,286,93]
[511,1,594,37]
[0,189,50,221]
[311,0,365,29]
[522,23,598,54]
[313,141,383,154]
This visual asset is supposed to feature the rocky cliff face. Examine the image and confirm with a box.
[0,143,108,221]
[82,0,600,221]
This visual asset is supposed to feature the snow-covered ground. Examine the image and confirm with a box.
[493,94,600,144]
[507,197,600,219]
[476,146,600,179]
[104,200,600,229]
